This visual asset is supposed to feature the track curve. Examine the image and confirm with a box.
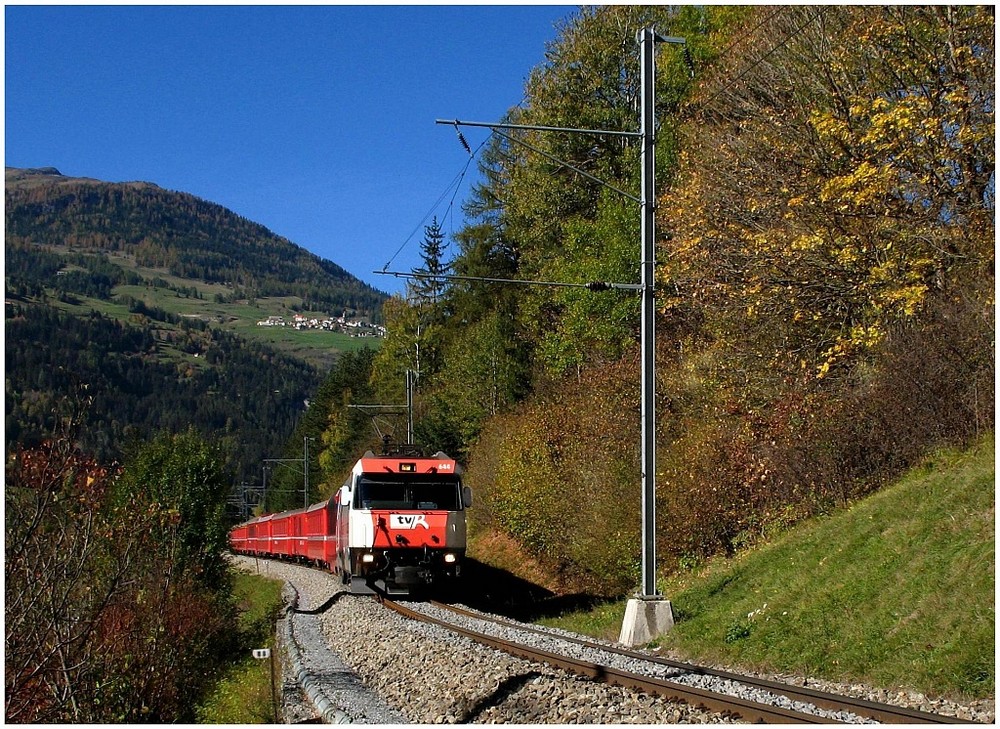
[380,597,979,725]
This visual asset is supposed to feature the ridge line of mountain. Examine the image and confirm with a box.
[5,165,389,315]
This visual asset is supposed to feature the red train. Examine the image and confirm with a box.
[229,450,471,595]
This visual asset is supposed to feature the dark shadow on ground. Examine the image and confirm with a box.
[291,591,350,615]
[438,558,620,623]
[456,670,544,722]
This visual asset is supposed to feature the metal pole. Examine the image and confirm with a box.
[262,465,268,515]
[435,118,642,139]
[434,27,681,610]
[303,437,309,508]
[406,370,415,445]
[639,26,658,598]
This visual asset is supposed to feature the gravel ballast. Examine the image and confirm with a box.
[233,556,995,724]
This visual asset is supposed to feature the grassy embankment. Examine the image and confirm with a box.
[196,571,286,723]
[540,437,994,700]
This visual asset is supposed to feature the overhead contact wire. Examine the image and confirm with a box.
[382,133,489,273]
[377,269,640,292]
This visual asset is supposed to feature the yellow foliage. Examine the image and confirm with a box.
[661,5,992,384]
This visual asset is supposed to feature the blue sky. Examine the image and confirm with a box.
[5,4,576,294]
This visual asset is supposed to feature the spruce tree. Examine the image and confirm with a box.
[410,217,449,307]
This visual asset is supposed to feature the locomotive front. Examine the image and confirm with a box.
[336,451,471,595]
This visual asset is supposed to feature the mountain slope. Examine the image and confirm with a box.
[5,166,386,315]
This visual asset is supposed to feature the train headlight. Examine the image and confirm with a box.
[443,553,457,564]
[361,553,375,564]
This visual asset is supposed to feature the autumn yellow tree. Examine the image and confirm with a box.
[663,6,993,379]
[651,5,994,557]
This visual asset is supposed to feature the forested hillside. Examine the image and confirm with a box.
[353,6,994,594]
[5,167,387,485]
[5,302,319,485]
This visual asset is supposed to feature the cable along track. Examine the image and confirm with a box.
[380,598,977,725]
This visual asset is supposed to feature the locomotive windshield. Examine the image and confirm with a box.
[356,474,462,511]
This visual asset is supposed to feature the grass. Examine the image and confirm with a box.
[45,278,378,371]
[196,571,286,723]
[540,437,995,700]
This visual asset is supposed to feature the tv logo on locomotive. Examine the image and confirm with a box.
[389,514,429,529]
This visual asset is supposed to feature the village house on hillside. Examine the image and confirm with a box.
[256,312,385,337]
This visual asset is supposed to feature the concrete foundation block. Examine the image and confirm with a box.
[619,596,674,646]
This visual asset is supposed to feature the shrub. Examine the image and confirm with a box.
[5,422,236,723]
[467,358,640,595]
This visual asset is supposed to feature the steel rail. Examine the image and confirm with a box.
[380,598,838,724]
[428,600,976,725]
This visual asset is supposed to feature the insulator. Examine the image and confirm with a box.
[455,125,472,156]
[682,47,695,79]
[586,281,612,292]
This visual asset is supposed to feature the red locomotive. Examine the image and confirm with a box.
[229,450,471,595]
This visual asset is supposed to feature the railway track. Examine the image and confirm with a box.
[380,597,977,725]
